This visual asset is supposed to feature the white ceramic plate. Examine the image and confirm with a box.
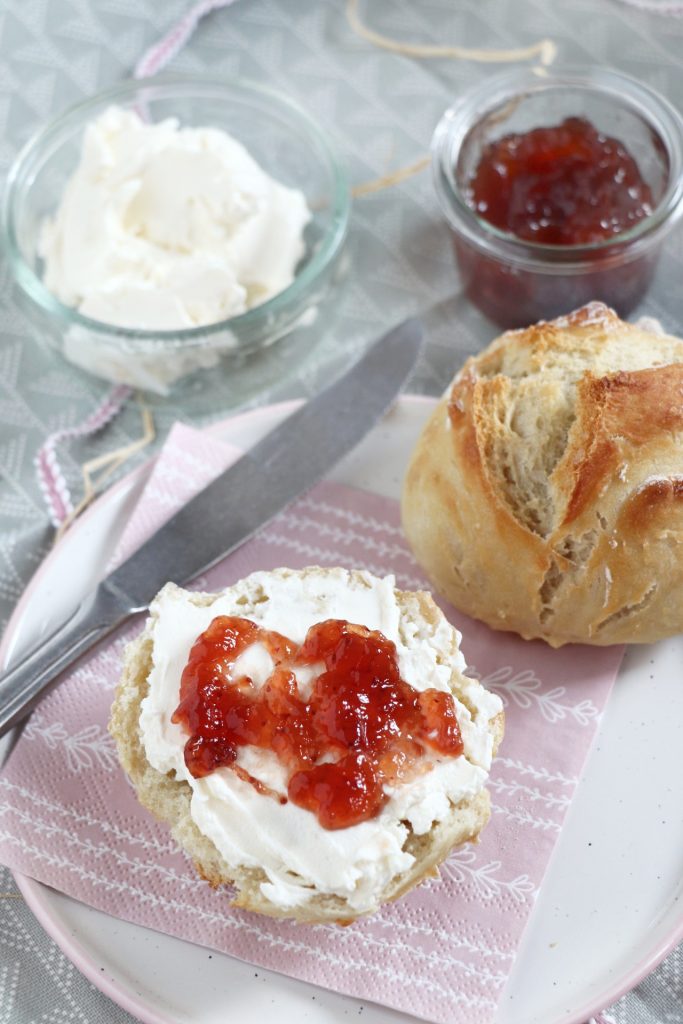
[2,396,682,1024]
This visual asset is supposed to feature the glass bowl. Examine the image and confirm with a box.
[2,75,350,396]
[431,67,683,329]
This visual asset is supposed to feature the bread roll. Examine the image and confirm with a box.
[109,567,503,923]
[402,303,683,647]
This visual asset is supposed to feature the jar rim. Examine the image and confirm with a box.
[431,65,683,274]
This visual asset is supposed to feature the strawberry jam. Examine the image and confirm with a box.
[451,116,661,328]
[172,616,464,830]
[467,117,654,245]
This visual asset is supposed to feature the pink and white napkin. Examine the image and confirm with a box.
[0,423,623,1024]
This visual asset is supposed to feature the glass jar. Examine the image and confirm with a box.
[431,67,683,329]
[2,75,350,397]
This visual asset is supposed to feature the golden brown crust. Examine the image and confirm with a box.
[402,303,683,646]
[109,571,503,923]
[562,366,683,527]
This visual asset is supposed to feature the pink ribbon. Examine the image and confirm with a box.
[35,385,132,528]
[36,0,239,528]
[134,0,238,78]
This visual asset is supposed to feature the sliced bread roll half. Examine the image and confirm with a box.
[109,566,503,923]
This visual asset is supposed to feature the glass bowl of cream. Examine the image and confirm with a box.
[3,75,350,395]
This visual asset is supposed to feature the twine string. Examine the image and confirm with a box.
[54,400,155,542]
[346,0,557,65]
[351,155,431,198]
[345,0,557,197]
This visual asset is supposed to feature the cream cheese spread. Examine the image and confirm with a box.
[40,106,311,331]
[139,569,502,913]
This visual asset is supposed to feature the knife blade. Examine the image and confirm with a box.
[0,317,422,737]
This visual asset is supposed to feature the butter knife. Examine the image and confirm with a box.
[0,317,422,737]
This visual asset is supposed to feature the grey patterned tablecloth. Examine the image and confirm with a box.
[1,1,682,1022]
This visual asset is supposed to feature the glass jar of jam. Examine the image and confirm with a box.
[431,68,683,329]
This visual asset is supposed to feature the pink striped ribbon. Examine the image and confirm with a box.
[134,0,238,78]
[36,0,238,527]
[35,385,132,527]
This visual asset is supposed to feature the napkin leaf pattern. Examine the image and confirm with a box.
[0,424,623,1024]
[435,850,536,905]
[24,714,118,773]
[472,665,601,725]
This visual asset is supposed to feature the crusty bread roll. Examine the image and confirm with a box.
[110,567,503,924]
[402,302,683,647]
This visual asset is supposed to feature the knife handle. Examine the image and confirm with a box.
[0,584,132,738]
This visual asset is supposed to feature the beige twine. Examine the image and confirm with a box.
[346,0,557,66]
[55,398,155,541]
[352,155,431,198]
[347,0,557,197]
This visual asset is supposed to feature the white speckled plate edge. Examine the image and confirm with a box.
[2,396,682,1024]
